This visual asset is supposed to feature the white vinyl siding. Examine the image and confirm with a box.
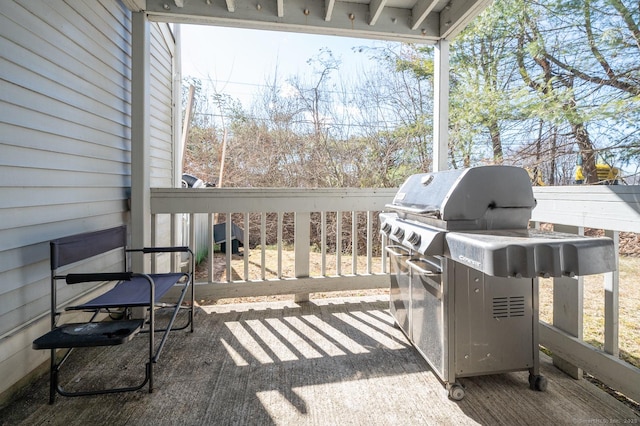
[0,0,177,396]
[150,17,176,249]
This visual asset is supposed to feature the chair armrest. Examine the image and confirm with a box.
[127,246,192,254]
[66,272,133,284]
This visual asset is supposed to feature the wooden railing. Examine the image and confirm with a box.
[151,185,640,403]
[531,185,640,404]
[151,187,397,301]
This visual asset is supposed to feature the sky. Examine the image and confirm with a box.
[180,24,388,107]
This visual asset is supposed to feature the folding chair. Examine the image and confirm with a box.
[32,226,194,403]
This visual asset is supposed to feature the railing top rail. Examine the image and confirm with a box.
[151,185,640,232]
[532,186,640,232]
[151,187,398,214]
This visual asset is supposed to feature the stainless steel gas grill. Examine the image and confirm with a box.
[380,165,616,400]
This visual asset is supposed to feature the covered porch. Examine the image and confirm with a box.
[1,0,639,422]
[2,295,638,425]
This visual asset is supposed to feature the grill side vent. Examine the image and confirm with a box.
[493,296,525,318]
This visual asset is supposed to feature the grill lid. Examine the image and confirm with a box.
[388,166,537,230]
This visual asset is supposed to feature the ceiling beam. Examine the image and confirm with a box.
[121,0,145,12]
[146,1,441,43]
[440,0,492,39]
[325,0,335,21]
[277,0,284,18]
[411,0,437,31]
[368,0,387,26]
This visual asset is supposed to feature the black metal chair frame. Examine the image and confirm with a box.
[32,226,194,404]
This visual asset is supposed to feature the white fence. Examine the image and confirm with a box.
[151,187,397,300]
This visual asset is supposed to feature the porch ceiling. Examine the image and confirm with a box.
[124,0,491,43]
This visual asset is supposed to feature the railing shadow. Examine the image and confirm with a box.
[3,298,637,425]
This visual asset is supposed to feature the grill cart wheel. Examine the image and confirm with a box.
[529,374,548,392]
[448,383,465,401]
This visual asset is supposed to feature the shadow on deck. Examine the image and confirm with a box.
[1,296,638,425]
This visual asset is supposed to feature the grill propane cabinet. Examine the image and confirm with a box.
[380,166,615,401]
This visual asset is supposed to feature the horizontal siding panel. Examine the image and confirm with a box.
[0,244,49,276]
[149,20,175,190]
[6,1,131,93]
[1,80,130,140]
[0,44,129,122]
[0,104,130,158]
[0,56,129,129]
[150,115,173,139]
[0,123,129,162]
[150,143,173,161]
[0,277,118,338]
[0,187,126,210]
[150,156,173,172]
[0,250,122,312]
[66,0,131,57]
[0,11,130,107]
[0,144,129,177]
[0,0,176,396]
[0,220,126,275]
[0,259,49,297]
[0,207,126,252]
[0,118,130,158]
[1,200,126,231]
[0,166,129,189]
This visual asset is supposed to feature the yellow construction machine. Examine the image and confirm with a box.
[575,151,620,185]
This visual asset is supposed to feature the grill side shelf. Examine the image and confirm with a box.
[444,230,616,278]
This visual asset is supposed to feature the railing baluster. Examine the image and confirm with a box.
[321,211,327,277]
[367,211,373,274]
[170,213,176,271]
[189,213,196,278]
[294,211,310,302]
[208,213,214,283]
[381,233,388,274]
[151,213,157,273]
[352,211,357,275]
[277,212,283,279]
[261,212,266,281]
[244,213,249,281]
[225,218,232,282]
[337,211,342,276]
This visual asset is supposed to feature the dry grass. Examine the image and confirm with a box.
[539,256,640,369]
[198,249,640,369]
[195,248,388,305]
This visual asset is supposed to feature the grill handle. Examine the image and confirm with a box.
[406,258,441,276]
[407,259,443,300]
[385,245,411,257]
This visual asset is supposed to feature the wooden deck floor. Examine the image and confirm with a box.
[1,295,638,425]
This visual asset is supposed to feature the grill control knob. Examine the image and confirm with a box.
[407,231,421,245]
[392,227,404,239]
[381,222,392,235]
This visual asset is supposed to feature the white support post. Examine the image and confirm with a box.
[172,25,182,270]
[432,39,449,172]
[131,11,151,272]
[552,224,584,379]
